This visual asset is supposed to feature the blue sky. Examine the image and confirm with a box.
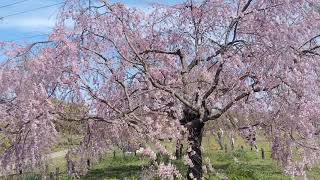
[0,0,182,44]
[0,0,60,43]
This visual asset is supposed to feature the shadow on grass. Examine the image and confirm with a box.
[83,164,141,180]
[82,156,143,180]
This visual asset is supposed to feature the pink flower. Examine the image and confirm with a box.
[184,155,194,167]
[158,163,182,180]
[143,147,157,160]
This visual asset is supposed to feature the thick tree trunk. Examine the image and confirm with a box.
[180,108,205,180]
[187,120,204,180]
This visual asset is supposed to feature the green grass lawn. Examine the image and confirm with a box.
[64,134,317,180]
[6,134,320,179]
[82,155,146,180]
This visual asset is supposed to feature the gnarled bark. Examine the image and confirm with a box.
[187,119,204,180]
[181,108,205,180]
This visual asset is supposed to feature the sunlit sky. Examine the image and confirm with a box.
[0,0,182,43]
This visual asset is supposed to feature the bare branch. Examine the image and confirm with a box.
[205,92,250,121]
[241,0,253,12]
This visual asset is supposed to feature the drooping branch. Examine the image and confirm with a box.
[205,92,250,122]
[202,62,224,100]
[17,41,52,57]
[148,76,199,113]
[139,49,187,75]
[85,32,143,66]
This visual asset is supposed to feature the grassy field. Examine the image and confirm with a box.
[77,134,320,180]
[6,134,320,180]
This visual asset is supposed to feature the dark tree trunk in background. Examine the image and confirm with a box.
[50,172,54,179]
[67,160,74,177]
[224,143,228,153]
[216,131,224,150]
[87,159,91,169]
[122,148,126,159]
[180,143,183,158]
[55,167,60,180]
[261,148,265,159]
[230,134,235,151]
[187,119,204,180]
[175,139,183,159]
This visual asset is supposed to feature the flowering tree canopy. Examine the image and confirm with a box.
[1,0,320,179]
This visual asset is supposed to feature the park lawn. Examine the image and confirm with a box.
[82,155,146,180]
[4,156,69,180]
[77,134,320,180]
[7,134,320,179]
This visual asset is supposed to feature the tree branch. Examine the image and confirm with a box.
[205,92,250,121]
